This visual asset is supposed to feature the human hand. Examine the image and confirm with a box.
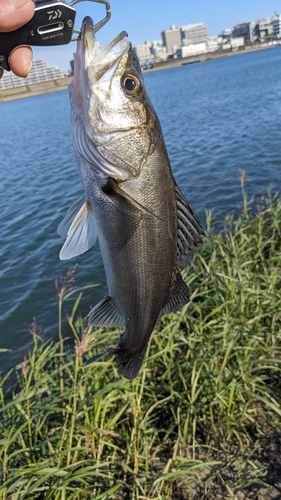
[0,0,35,78]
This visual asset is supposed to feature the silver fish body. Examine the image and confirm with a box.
[58,17,205,379]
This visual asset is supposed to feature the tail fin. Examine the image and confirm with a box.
[115,345,148,380]
[85,343,147,379]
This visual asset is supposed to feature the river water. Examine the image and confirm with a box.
[1,46,281,372]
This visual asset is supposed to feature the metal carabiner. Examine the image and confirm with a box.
[70,0,111,40]
[0,0,111,72]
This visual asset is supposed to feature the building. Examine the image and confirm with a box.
[253,17,273,40]
[208,36,219,52]
[232,22,256,44]
[161,26,182,55]
[134,42,152,63]
[175,42,207,58]
[219,29,232,41]
[181,23,208,46]
[151,43,168,61]
[0,59,65,90]
[231,37,245,49]
[218,28,232,45]
[222,41,232,50]
[272,14,281,38]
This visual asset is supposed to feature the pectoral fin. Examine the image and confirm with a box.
[57,195,86,237]
[59,200,98,260]
[102,178,164,222]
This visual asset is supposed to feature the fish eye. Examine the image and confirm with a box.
[121,74,141,97]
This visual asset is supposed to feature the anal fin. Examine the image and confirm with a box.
[161,270,190,316]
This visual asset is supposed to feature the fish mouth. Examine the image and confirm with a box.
[79,16,129,80]
[70,17,135,181]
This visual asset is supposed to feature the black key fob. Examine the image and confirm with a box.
[0,0,111,72]
[0,0,76,71]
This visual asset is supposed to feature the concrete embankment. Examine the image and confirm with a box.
[0,77,72,102]
[144,42,279,73]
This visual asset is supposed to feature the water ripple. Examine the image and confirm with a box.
[1,47,281,372]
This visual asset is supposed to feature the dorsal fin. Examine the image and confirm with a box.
[175,184,205,258]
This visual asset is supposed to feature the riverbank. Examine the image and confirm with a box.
[0,42,279,102]
[1,184,281,499]
[144,41,280,73]
[0,76,72,102]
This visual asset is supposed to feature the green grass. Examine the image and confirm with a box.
[1,182,281,499]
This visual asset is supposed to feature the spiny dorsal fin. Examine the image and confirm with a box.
[59,200,98,260]
[88,295,125,328]
[161,269,190,316]
[175,184,205,258]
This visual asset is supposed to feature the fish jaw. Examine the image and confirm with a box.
[69,17,129,121]
[69,17,156,181]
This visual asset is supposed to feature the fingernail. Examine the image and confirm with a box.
[9,46,33,78]
[24,53,33,77]
[9,0,30,7]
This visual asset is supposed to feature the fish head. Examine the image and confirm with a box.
[69,17,158,180]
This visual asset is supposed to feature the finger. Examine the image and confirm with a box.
[9,45,33,77]
[0,0,35,32]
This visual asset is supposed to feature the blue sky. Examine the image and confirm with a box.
[32,0,281,71]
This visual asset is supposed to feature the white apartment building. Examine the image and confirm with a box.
[134,42,152,63]
[231,37,245,48]
[161,26,182,55]
[254,17,273,39]
[0,60,65,90]
[176,42,207,58]
[272,14,281,38]
[151,44,168,61]
[181,23,208,46]
[208,36,219,52]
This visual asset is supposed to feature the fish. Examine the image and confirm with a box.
[58,16,205,379]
